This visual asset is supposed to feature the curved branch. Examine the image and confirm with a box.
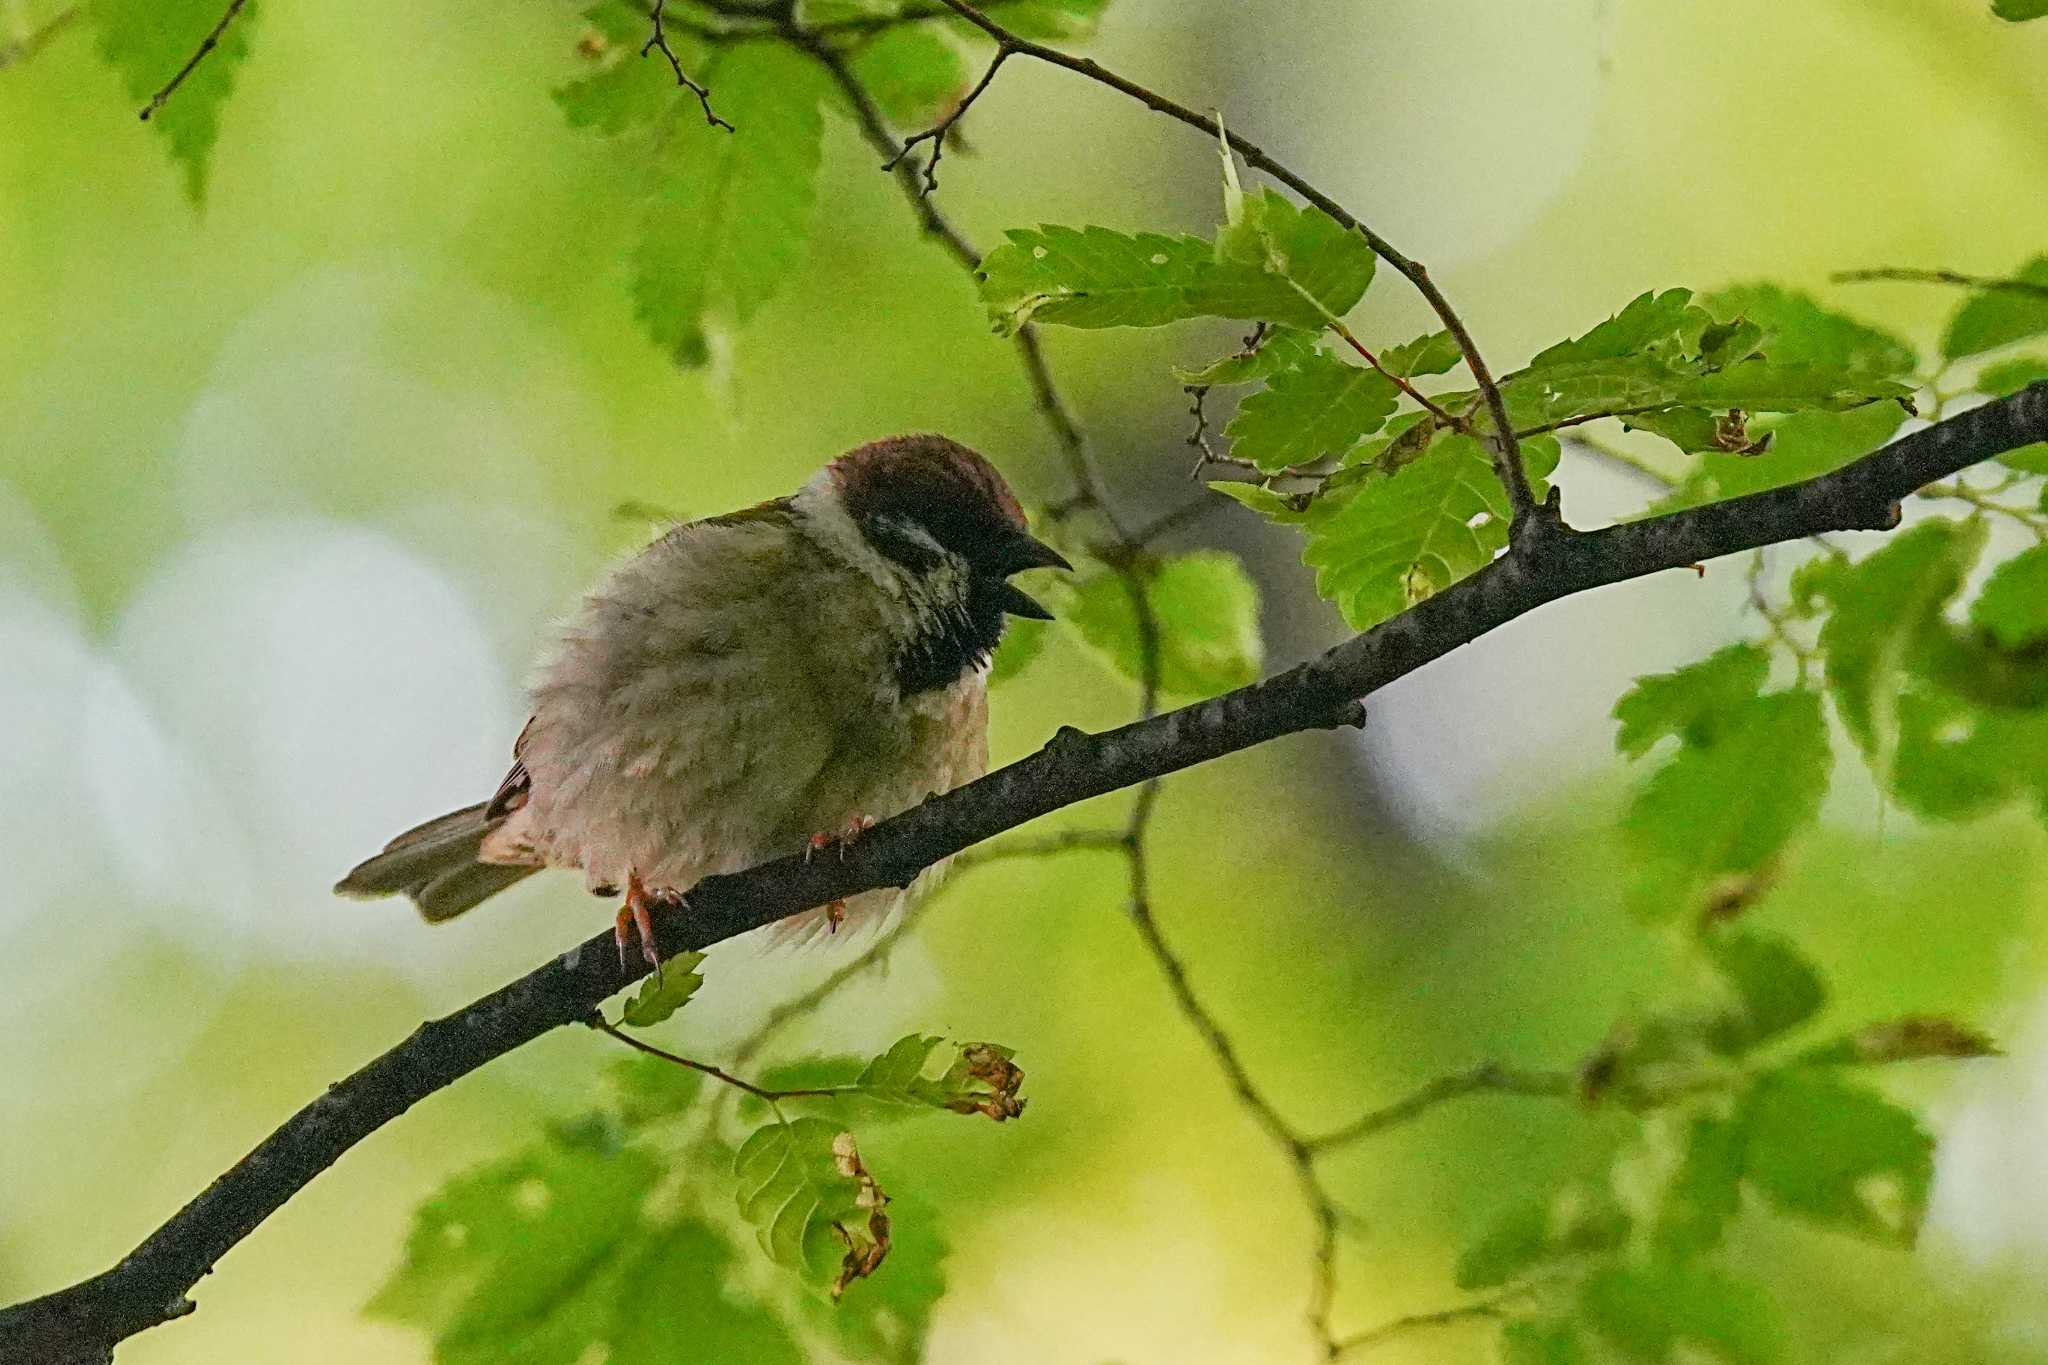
[4,383,2043,1362]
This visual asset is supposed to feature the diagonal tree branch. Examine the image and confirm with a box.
[5,382,2044,1363]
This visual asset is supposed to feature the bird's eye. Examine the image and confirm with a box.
[864,515,946,571]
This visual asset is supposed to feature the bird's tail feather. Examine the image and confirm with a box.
[334,802,539,923]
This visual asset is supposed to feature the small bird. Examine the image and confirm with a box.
[335,434,1070,963]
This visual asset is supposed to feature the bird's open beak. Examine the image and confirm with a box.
[990,531,1072,620]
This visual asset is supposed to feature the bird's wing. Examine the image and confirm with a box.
[484,716,534,820]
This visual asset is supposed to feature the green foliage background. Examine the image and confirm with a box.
[3,1,2048,1362]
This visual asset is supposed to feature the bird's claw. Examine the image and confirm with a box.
[806,814,877,865]
[614,872,669,975]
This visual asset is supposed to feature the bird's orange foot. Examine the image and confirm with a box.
[613,871,670,975]
[806,814,877,865]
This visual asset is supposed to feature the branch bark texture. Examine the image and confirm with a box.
[3,381,2044,1363]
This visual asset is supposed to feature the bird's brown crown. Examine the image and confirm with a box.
[829,434,1030,563]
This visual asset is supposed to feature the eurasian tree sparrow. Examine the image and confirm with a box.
[336,434,1070,963]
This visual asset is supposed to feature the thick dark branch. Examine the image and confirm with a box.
[5,383,2042,1362]
[921,0,1539,528]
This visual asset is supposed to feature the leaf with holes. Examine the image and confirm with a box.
[94,0,260,204]
[1064,552,1263,700]
[1623,690,1831,921]
[631,44,828,365]
[1301,435,1558,631]
[1737,1072,1933,1245]
[733,1119,882,1285]
[1942,257,2048,359]
[854,1035,1028,1120]
[1224,349,1400,472]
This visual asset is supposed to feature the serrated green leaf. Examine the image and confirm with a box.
[631,44,828,365]
[1702,283,1918,379]
[849,25,969,127]
[1302,434,1559,631]
[1173,326,1316,386]
[1704,931,1825,1052]
[1657,402,1908,513]
[1582,1264,1782,1365]
[733,1118,871,1281]
[1623,690,1830,921]
[1455,1189,1625,1291]
[1889,686,2048,823]
[1818,518,1987,764]
[1225,350,1400,472]
[1207,190,1376,324]
[1381,329,1463,378]
[1530,289,1710,369]
[1977,355,2048,396]
[1737,1072,1932,1245]
[609,1222,809,1365]
[1065,552,1263,699]
[1501,1319,1592,1365]
[621,951,707,1027]
[977,227,1221,332]
[1942,258,2048,359]
[977,196,1372,336]
[94,0,259,204]
[1207,480,1310,521]
[1613,644,1772,759]
[1970,544,2048,649]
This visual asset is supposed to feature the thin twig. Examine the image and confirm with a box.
[588,1015,855,1103]
[644,0,735,131]
[1326,319,1462,429]
[1304,1063,1575,1154]
[0,2,77,71]
[1834,266,2048,301]
[882,46,1009,193]
[138,0,249,122]
[1130,494,1223,547]
[1919,479,2048,536]
[1333,1282,1542,1357]
[919,0,1541,528]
